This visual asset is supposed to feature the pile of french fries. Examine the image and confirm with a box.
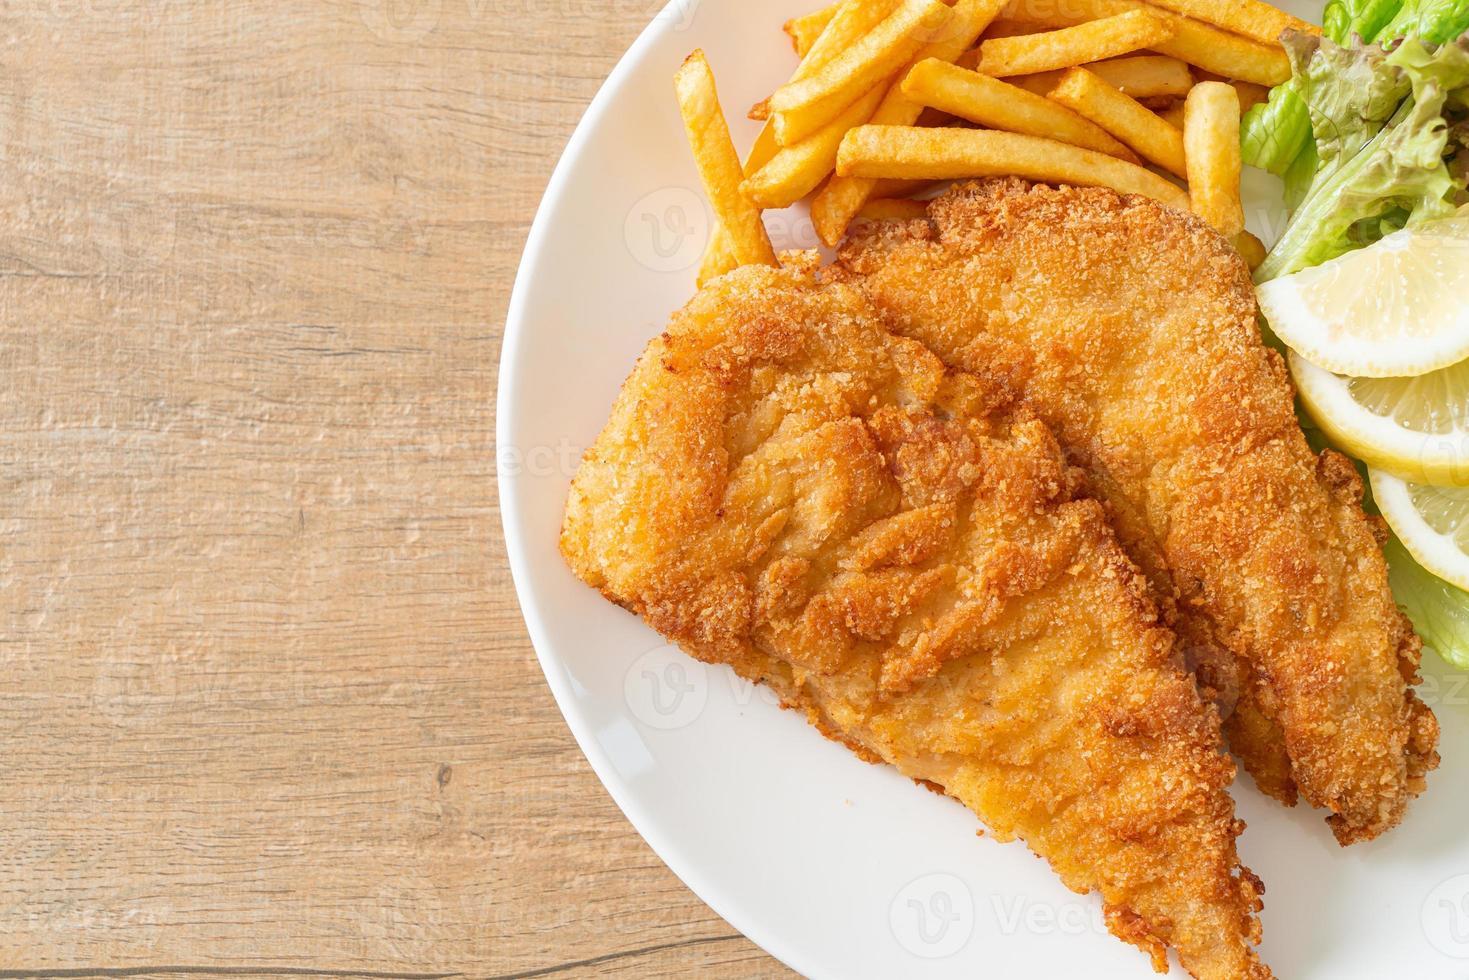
[675,0,1318,284]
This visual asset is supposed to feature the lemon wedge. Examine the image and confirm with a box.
[1257,215,1469,378]
[1293,352,1469,485]
[1372,469,1469,591]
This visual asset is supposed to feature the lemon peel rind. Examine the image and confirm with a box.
[1260,278,1469,379]
[1371,469,1469,592]
[1292,353,1469,487]
[1258,216,1469,380]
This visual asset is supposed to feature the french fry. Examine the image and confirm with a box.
[1156,100,1186,127]
[1048,66,1188,176]
[770,0,954,146]
[699,0,897,284]
[1231,79,1270,112]
[1003,71,1061,94]
[994,0,1085,27]
[743,80,892,208]
[997,0,1290,85]
[747,0,898,165]
[1006,54,1193,98]
[859,197,933,220]
[875,177,937,197]
[697,230,739,287]
[975,9,1174,77]
[1234,229,1267,268]
[785,0,901,74]
[674,51,776,271]
[1142,0,1318,46]
[998,0,1069,22]
[808,1,904,59]
[694,226,750,293]
[980,17,1058,37]
[811,0,1004,246]
[902,58,1140,161]
[786,4,842,57]
[1184,80,1245,237]
[1028,52,1198,95]
[1149,15,1289,85]
[1194,69,1273,113]
[837,125,1191,210]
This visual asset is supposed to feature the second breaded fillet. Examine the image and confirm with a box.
[562,266,1270,980]
[834,179,1440,844]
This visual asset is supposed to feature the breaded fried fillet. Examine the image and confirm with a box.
[833,178,1439,844]
[562,266,1271,980]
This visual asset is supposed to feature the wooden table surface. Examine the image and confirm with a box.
[0,2,791,976]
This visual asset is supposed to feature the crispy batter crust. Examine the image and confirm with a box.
[833,178,1440,843]
[562,266,1270,980]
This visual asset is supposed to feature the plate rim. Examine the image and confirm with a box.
[496,3,816,976]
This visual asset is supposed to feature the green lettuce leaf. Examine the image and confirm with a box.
[1386,537,1469,668]
[1256,35,1469,280]
[1303,34,1413,176]
[1283,138,1321,208]
[1239,17,1407,180]
[1390,28,1469,92]
[1381,0,1469,44]
[1324,0,1405,42]
[1239,37,1324,177]
[1241,81,1313,174]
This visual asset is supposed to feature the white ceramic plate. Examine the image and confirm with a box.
[498,3,1469,976]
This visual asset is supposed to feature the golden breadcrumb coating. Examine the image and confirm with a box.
[562,266,1271,980]
[833,178,1439,844]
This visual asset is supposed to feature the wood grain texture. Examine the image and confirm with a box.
[0,1,791,976]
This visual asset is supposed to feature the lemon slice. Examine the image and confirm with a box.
[1371,469,1469,591]
[1293,352,1469,485]
[1257,215,1469,378]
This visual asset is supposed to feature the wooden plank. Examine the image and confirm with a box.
[0,1,790,975]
